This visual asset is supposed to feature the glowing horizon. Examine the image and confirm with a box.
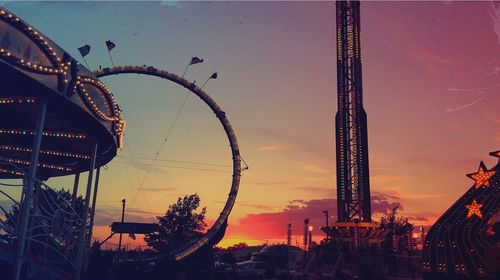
[1,1,500,250]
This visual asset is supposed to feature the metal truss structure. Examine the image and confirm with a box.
[335,0,372,223]
[0,159,83,275]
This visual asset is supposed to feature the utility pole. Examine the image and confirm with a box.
[303,219,309,251]
[118,199,125,251]
[287,224,292,246]
[408,227,414,252]
[420,226,425,250]
[308,225,313,250]
[323,210,329,227]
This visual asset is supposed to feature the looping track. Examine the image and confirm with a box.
[94,65,241,261]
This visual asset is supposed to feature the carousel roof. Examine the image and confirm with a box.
[0,8,124,179]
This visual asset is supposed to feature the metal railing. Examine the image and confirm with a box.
[0,157,84,271]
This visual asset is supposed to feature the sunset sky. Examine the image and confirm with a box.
[3,1,500,249]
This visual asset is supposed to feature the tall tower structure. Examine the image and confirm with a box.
[335,0,372,223]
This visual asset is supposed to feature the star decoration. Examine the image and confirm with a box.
[489,150,500,159]
[466,161,495,189]
[465,199,483,219]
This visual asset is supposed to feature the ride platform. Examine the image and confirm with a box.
[322,222,387,251]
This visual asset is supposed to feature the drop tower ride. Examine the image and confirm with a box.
[322,0,385,251]
[335,0,371,223]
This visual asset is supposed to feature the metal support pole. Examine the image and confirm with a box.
[26,181,41,252]
[118,198,125,251]
[303,219,309,251]
[354,220,360,251]
[71,172,80,208]
[287,224,292,246]
[392,227,398,253]
[75,142,98,280]
[408,227,413,252]
[420,227,425,250]
[13,100,47,280]
[87,167,100,247]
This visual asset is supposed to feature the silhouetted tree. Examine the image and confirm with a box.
[380,206,414,253]
[144,193,207,252]
[5,187,85,231]
[225,242,248,251]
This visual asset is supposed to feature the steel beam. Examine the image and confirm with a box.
[71,172,80,209]
[75,142,98,280]
[13,100,47,280]
[86,167,100,248]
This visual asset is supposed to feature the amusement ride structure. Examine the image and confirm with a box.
[0,7,242,280]
[0,7,124,280]
[423,151,500,279]
[334,0,371,224]
[94,65,242,262]
[321,0,385,250]
[325,2,499,278]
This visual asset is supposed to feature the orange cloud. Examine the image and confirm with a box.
[227,194,402,241]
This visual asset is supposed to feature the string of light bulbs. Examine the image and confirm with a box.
[0,145,90,159]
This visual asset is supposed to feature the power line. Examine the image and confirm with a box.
[112,161,231,174]
[136,92,190,189]
[116,155,231,168]
[122,135,154,217]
